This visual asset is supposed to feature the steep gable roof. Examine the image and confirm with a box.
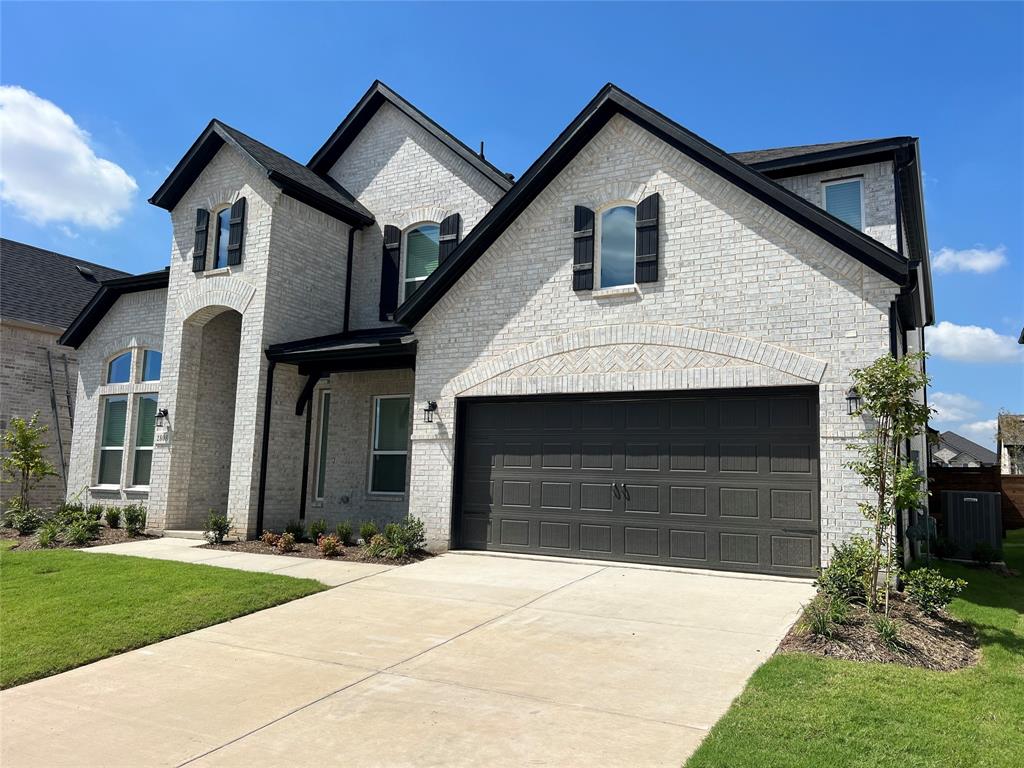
[149,120,374,227]
[60,268,170,349]
[308,81,514,192]
[395,83,915,327]
[0,239,128,330]
[938,431,998,465]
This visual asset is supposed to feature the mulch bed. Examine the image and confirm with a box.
[1,526,157,552]
[780,592,979,671]
[200,538,432,566]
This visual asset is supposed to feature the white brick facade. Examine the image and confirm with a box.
[63,90,923,570]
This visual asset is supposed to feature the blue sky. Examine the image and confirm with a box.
[2,2,1021,446]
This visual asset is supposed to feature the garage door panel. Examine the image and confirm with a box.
[457,390,819,576]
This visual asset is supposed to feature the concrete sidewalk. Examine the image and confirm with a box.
[2,550,813,767]
[82,536,393,586]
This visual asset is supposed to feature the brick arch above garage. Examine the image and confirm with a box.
[443,324,828,398]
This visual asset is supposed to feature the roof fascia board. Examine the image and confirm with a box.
[747,137,915,177]
[59,271,170,348]
[307,81,514,191]
[396,85,909,327]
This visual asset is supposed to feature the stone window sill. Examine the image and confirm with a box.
[89,485,122,494]
[201,266,234,278]
[591,283,641,299]
[124,486,150,495]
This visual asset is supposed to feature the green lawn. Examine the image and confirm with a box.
[0,548,325,688]
[687,529,1024,768]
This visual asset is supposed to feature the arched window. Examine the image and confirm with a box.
[213,207,232,269]
[403,223,440,299]
[107,352,132,384]
[597,205,637,289]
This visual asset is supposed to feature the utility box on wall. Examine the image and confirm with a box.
[941,490,1003,559]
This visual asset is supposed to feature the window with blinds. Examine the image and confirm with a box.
[98,396,128,485]
[823,178,864,230]
[404,224,440,299]
[132,395,158,486]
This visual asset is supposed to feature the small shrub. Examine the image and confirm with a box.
[929,535,958,560]
[276,532,296,553]
[64,519,97,546]
[55,501,84,523]
[395,517,426,551]
[260,530,281,547]
[816,536,875,603]
[873,615,901,650]
[317,534,342,557]
[359,521,379,545]
[204,511,231,544]
[284,520,306,541]
[4,504,42,535]
[37,519,61,548]
[123,504,147,536]
[799,593,849,639]
[971,541,1000,566]
[104,507,121,529]
[904,567,967,615]
[87,504,104,522]
[334,521,354,546]
[309,518,328,541]
[364,532,390,558]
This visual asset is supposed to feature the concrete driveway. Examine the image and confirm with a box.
[1,552,813,767]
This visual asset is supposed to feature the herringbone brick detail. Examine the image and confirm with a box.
[500,344,739,378]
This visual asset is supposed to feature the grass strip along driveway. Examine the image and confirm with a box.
[687,529,1024,768]
[0,547,324,688]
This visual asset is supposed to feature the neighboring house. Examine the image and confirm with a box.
[0,239,128,509]
[998,413,1024,475]
[928,428,998,467]
[61,81,933,577]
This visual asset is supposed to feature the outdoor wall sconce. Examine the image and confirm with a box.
[156,408,169,428]
[423,401,438,423]
[845,387,862,415]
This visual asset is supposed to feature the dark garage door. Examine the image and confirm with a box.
[454,389,820,577]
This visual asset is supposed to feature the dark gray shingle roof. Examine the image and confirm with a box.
[938,431,998,465]
[731,139,892,166]
[0,239,129,330]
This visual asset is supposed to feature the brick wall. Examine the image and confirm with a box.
[326,102,506,331]
[0,321,76,510]
[408,115,901,562]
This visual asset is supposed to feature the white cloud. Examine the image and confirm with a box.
[957,419,999,450]
[926,321,1024,364]
[932,245,1008,274]
[0,85,137,229]
[930,391,982,424]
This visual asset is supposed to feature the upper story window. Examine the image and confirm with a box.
[107,352,132,384]
[213,207,232,269]
[403,224,440,300]
[141,350,162,382]
[823,178,864,230]
[597,205,637,289]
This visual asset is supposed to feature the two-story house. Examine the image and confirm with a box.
[62,81,933,577]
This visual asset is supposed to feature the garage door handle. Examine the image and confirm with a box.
[622,484,630,501]
[612,483,621,499]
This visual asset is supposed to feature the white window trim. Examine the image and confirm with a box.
[129,393,159,489]
[821,177,865,232]
[399,222,439,304]
[594,202,638,290]
[94,346,161,491]
[368,394,410,496]
[313,389,331,501]
[105,350,133,385]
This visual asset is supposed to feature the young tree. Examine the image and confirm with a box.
[846,352,932,614]
[1,412,57,512]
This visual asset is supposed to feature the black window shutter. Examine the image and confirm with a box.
[226,197,246,266]
[572,205,595,291]
[438,213,461,263]
[635,193,660,283]
[193,209,209,272]
[378,224,401,321]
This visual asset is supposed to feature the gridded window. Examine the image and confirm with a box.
[107,352,132,384]
[132,395,158,486]
[823,178,864,230]
[98,396,128,485]
[141,350,162,382]
[369,396,410,494]
[404,224,440,299]
[598,205,636,288]
[315,392,331,500]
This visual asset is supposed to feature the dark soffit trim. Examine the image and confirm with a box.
[59,269,170,348]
